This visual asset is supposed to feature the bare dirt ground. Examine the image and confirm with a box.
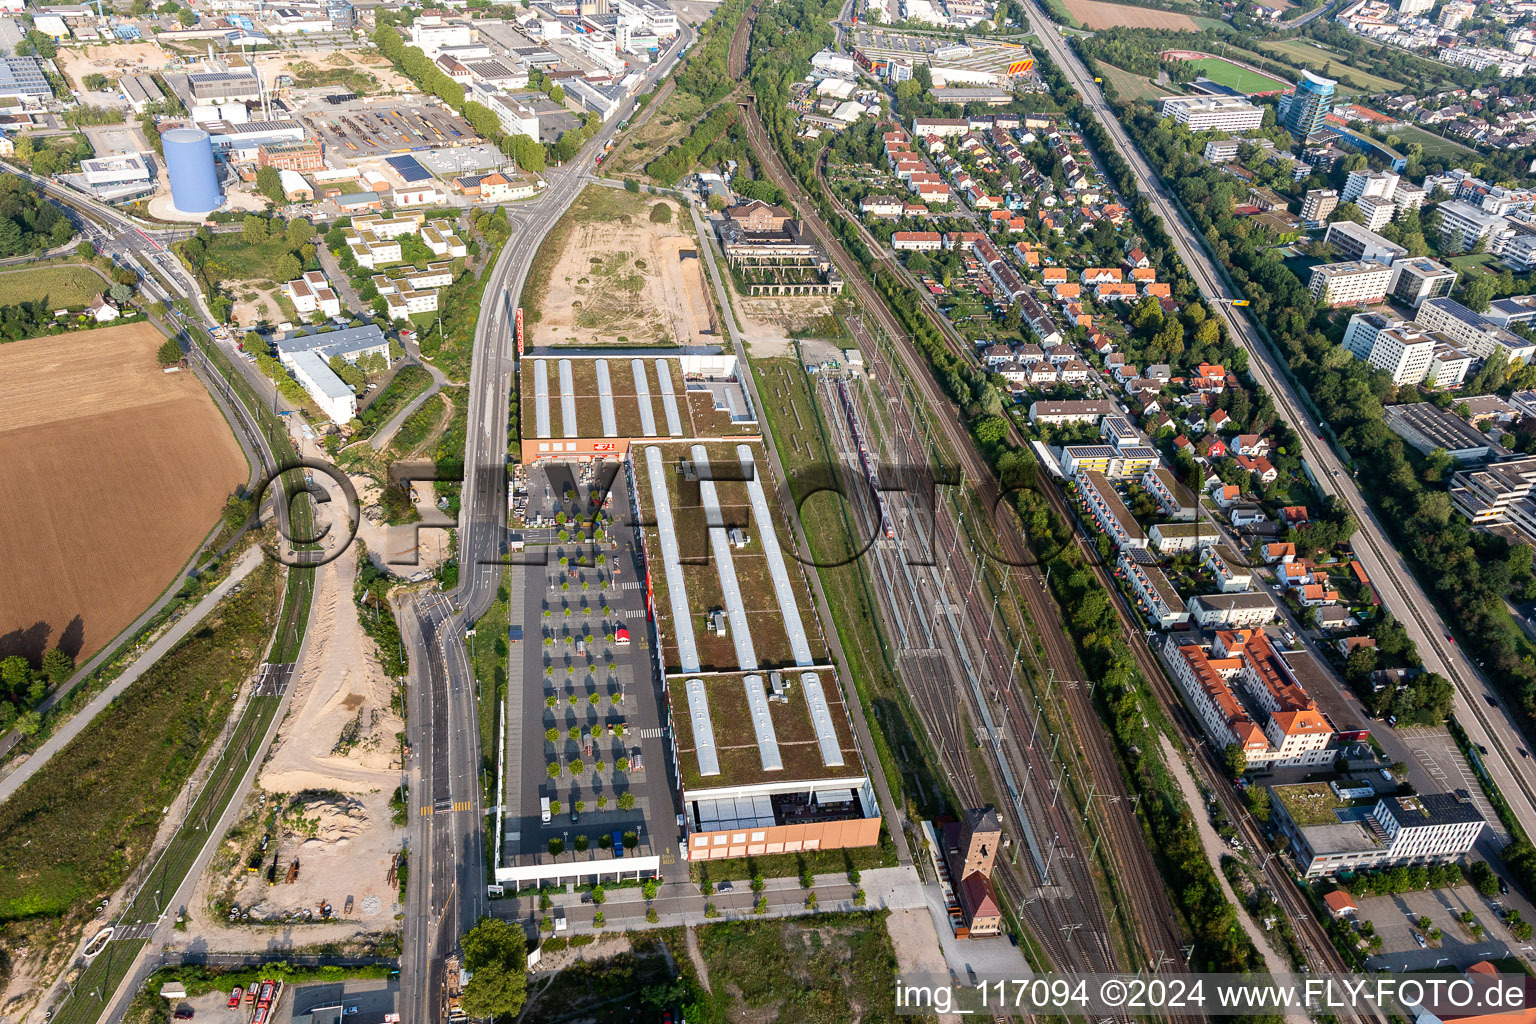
[54,41,177,86]
[246,49,410,95]
[0,323,246,662]
[534,198,716,349]
[1061,0,1199,27]
[230,281,286,330]
[177,549,404,946]
[886,909,960,1024]
[732,296,837,358]
[348,473,452,575]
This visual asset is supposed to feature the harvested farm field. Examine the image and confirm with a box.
[0,322,248,662]
[1062,0,1199,29]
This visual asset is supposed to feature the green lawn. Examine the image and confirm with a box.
[1258,38,1405,92]
[1182,56,1289,95]
[0,264,105,307]
[194,234,297,283]
[1099,62,1176,102]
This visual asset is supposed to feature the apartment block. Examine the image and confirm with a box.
[1436,199,1511,253]
[1186,591,1280,629]
[1028,399,1117,425]
[1118,550,1189,628]
[1342,169,1399,204]
[1324,220,1408,265]
[1142,466,1197,521]
[1357,196,1395,232]
[1159,95,1265,132]
[1079,470,1147,550]
[1301,188,1339,223]
[1059,444,1159,479]
[1364,325,1437,385]
[1309,260,1393,307]
[1417,297,1536,364]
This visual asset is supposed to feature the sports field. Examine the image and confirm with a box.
[1167,53,1290,94]
[0,321,248,662]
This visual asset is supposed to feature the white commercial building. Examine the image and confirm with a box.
[81,152,152,188]
[275,324,392,424]
[1388,257,1457,308]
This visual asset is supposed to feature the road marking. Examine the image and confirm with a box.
[454,800,473,812]
[420,806,434,816]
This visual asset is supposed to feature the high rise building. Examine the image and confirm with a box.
[1398,0,1433,13]
[1278,70,1336,138]
[1301,188,1338,223]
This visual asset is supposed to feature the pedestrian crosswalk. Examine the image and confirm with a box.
[420,800,475,816]
[637,727,665,739]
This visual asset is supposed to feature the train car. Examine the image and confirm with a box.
[836,380,893,539]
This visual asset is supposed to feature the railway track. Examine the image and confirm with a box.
[727,0,1192,980]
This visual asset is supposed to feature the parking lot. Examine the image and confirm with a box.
[1356,887,1517,971]
[503,460,684,882]
[296,99,476,159]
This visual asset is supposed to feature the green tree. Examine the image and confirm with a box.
[650,201,674,223]
[274,253,302,283]
[1465,277,1496,313]
[459,917,529,1019]
[286,218,315,247]
[156,337,183,367]
[242,215,270,242]
[109,282,133,304]
[255,166,284,206]
[1222,742,1247,778]
[41,648,72,685]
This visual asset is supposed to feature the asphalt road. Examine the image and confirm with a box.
[398,28,695,1024]
[1022,3,1536,842]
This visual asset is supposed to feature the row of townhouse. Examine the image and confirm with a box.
[970,237,1029,304]
[882,129,952,204]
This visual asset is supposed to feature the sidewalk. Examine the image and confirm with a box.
[0,546,265,804]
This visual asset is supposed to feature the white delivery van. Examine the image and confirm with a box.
[541,797,552,824]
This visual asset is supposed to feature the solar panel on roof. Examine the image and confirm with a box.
[386,154,432,183]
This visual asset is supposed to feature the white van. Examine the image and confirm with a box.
[541,797,551,824]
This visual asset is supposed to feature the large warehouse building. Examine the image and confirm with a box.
[518,349,760,462]
[633,438,883,859]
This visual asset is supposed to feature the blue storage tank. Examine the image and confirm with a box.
[162,127,221,213]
